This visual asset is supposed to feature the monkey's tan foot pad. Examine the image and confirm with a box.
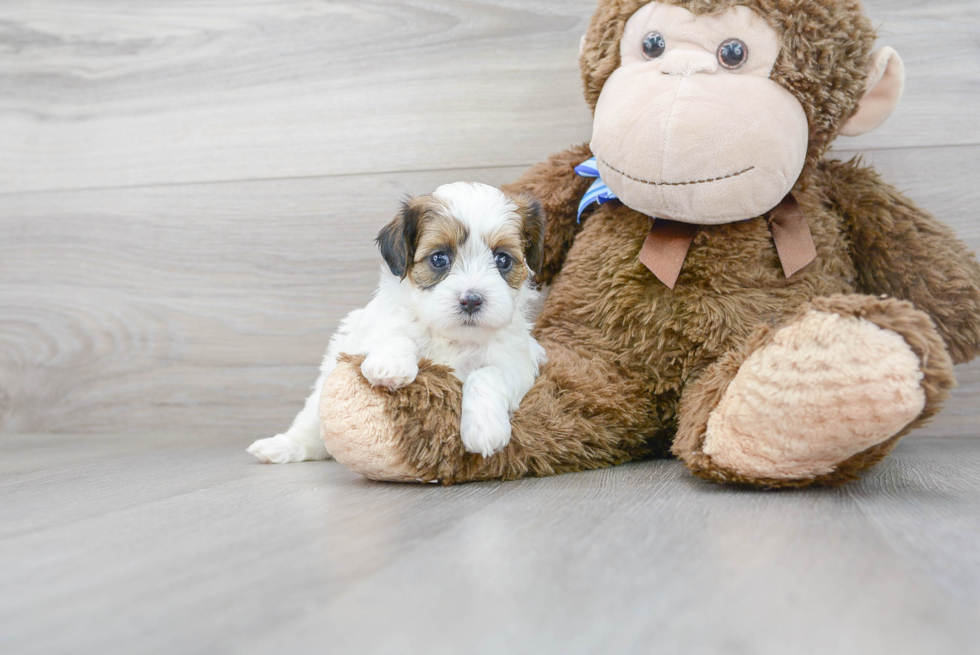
[319,357,419,482]
[320,355,465,483]
[699,308,929,481]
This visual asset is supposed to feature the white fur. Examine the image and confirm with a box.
[248,182,547,464]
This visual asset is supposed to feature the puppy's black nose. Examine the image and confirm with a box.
[460,292,484,315]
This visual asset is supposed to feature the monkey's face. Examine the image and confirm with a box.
[589,2,809,225]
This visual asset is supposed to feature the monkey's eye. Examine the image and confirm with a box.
[642,31,666,59]
[429,252,450,269]
[717,38,748,69]
[494,252,513,272]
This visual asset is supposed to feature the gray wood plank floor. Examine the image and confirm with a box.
[2,433,979,654]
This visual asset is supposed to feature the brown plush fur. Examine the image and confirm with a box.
[501,145,594,286]
[322,0,980,487]
[818,158,980,364]
[673,295,956,488]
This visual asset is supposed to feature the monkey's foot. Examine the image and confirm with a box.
[674,295,954,487]
[319,355,465,483]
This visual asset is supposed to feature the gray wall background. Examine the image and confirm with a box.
[1,0,977,439]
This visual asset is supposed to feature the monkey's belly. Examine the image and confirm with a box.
[536,205,854,374]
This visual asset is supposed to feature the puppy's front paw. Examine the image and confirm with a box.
[460,400,512,457]
[360,352,419,390]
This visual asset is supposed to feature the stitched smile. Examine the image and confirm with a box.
[597,157,754,186]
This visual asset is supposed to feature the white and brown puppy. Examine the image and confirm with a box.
[248,181,547,464]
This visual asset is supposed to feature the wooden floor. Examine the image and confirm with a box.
[2,433,979,654]
[2,1,980,653]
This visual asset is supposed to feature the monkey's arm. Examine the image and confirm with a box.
[501,143,594,285]
[822,158,980,364]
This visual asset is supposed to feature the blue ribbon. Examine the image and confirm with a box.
[574,156,618,222]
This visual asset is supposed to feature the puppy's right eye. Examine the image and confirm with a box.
[429,252,450,269]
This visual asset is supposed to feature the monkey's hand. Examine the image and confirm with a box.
[823,158,980,364]
[501,142,595,286]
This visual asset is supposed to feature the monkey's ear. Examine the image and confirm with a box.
[839,47,905,137]
[376,198,424,278]
[516,195,546,274]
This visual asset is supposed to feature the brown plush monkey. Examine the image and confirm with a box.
[320,0,980,487]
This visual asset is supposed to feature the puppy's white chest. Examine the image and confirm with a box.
[426,337,489,381]
[449,351,488,381]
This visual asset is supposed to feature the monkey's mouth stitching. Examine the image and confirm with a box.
[597,157,754,186]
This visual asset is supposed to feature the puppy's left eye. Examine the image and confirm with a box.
[429,252,450,268]
[494,252,513,271]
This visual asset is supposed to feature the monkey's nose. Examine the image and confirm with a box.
[659,49,718,76]
[460,292,484,315]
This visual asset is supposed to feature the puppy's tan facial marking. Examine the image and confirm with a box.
[410,208,469,290]
[486,220,528,289]
[509,192,546,277]
[496,249,527,289]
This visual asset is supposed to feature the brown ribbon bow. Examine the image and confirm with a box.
[638,194,817,288]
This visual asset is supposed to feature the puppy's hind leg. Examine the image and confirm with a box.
[248,373,333,464]
[247,333,352,464]
[248,308,365,464]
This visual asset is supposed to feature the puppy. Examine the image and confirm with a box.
[248,181,547,464]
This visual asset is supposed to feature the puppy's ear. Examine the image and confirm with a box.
[516,194,546,274]
[377,197,424,278]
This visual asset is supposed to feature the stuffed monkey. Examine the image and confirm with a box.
[320,0,980,487]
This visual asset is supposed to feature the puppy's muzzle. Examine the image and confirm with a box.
[460,292,484,316]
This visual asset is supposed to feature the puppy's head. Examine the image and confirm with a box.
[376,182,544,337]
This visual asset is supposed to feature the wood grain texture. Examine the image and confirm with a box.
[0,0,977,193]
[0,0,978,438]
[2,145,979,436]
[0,0,595,193]
[0,166,527,435]
[1,433,979,654]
